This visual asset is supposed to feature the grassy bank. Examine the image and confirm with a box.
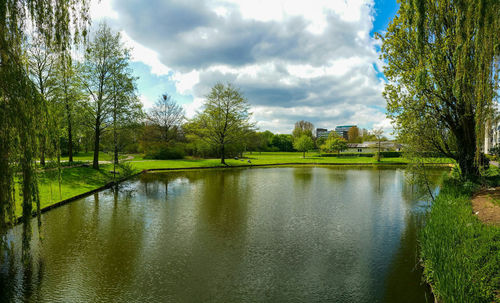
[420,177,499,302]
[128,152,452,170]
[16,152,452,220]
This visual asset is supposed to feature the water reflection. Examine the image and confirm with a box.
[0,167,445,302]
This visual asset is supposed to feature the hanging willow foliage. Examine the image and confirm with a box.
[381,0,500,180]
[0,1,89,254]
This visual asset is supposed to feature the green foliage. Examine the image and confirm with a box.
[189,83,253,164]
[144,144,185,160]
[271,134,294,152]
[320,151,404,158]
[0,0,90,251]
[292,120,314,139]
[81,23,138,169]
[380,0,500,179]
[293,135,314,158]
[420,176,499,302]
[321,137,347,155]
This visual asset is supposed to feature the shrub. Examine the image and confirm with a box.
[144,144,185,160]
[319,153,374,157]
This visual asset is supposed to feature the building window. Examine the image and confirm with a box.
[358,148,362,152]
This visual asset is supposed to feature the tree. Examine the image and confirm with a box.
[54,54,82,163]
[322,137,348,155]
[271,134,294,152]
[80,23,133,169]
[0,0,89,251]
[379,0,500,179]
[292,120,314,139]
[109,68,141,168]
[293,135,314,158]
[191,83,253,164]
[372,128,384,161]
[347,126,359,142]
[28,36,58,166]
[147,93,185,143]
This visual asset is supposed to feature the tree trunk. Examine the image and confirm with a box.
[40,138,46,166]
[113,110,118,165]
[68,124,73,163]
[220,144,226,165]
[66,102,73,163]
[456,132,479,180]
[93,119,100,169]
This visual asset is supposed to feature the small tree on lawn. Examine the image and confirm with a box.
[293,135,314,158]
[322,137,348,155]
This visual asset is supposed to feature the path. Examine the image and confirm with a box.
[471,188,500,226]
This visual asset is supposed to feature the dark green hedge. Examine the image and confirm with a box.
[319,151,403,158]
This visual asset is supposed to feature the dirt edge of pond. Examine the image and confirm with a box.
[471,188,500,226]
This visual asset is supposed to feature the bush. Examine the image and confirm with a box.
[319,151,403,158]
[144,144,185,160]
[380,151,402,158]
[319,153,374,157]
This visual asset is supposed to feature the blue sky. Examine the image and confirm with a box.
[90,0,399,134]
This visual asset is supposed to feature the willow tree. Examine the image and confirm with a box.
[28,37,58,167]
[81,23,133,169]
[380,0,500,179]
[0,1,89,254]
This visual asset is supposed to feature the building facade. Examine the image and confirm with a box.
[484,122,500,154]
[335,125,356,140]
[316,128,330,139]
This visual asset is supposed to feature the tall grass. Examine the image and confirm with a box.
[420,177,499,302]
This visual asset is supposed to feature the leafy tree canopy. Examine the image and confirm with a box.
[379,0,500,179]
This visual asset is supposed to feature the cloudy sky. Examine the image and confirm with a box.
[89,0,399,134]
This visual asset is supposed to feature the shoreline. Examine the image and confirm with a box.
[15,161,452,226]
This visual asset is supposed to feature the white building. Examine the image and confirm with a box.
[484,122,500,154]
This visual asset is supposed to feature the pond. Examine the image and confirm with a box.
[0,166,442,302]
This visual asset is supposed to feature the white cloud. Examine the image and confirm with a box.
[139,95,154,108]
[120,31,170,76]
[171,70,200,95]
[89,0,118,20]
[182,97,205,118]
[91,0,388,133]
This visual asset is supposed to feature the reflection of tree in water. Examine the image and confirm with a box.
[402,168,445,207]
[195,169,249,237]
[293,167,313,189]
[382,213,433,303]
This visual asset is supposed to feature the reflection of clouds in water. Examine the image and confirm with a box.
[0,167,444,302]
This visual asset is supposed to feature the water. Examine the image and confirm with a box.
[0,166,441,302]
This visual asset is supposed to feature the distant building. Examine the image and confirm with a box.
[484,122,500,154]
[346,143,374,153]
[335,125,356,140]
[359,128,368,137]
[316,128,330,139]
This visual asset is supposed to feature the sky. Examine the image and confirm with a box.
[89,0,399,134]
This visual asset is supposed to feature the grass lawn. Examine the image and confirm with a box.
[127,151,453,170]
[420,176,499,302]
[58,151,127,162]
[15,164,122,218]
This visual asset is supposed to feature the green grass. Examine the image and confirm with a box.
[15,164,129,218]
[58,151,127,162]
[126,152,453,170]
[420,177,500,302]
